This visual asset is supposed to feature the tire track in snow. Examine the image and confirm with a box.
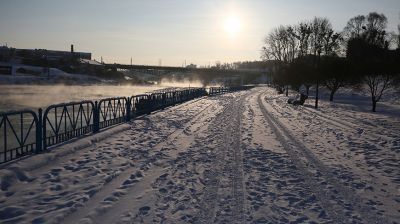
[228,96,246,224]
[267,96,400,184]
[299,103,400,171]
[196,93,249,224]
[60,99,216,224]
[302,105,395,143]
[92,100,224,224]
[196,99,234,223]
[258,92,389,224]
[270,96,397,150]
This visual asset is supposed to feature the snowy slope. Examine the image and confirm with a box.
[0,87,399,224]
[0,62,107,84]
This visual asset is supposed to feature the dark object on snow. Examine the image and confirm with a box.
[287,94,308,105]
[276,87,284,94]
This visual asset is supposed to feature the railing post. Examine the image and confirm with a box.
[162,93,166,109]
[126,97,131,122]
[147,95,152,114]
[36,108,43,153]
[93,101,100,133]
[42,109,48,151]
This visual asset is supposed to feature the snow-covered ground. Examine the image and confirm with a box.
[0,62,108,85]
[0,86,399,223]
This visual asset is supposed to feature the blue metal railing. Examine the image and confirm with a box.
[43,101,95,150]
[131,94,151,116]
[0,86,253,164]
[98,97,129,130]
[0,110,40,163]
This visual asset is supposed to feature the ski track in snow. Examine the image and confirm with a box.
[198,93,248,224]
[0,98,216,224]
[0,86,399,224]
[275,97,400,185]
[242,92,331,223]
[265,89,400,222]
[62,98,218,224]
[258,91,389,223]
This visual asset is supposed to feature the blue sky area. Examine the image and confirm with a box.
[0,0,399,66]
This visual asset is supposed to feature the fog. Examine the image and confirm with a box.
[0,85,165,112]
[158,77,205,88]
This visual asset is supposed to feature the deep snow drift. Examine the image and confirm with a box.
[0,87,399,223]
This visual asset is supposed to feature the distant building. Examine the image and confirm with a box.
[0,46,16,62]
[15,48,91,61]
[80,58,103,66]
[0,44,91,62]
[186,63,197,69]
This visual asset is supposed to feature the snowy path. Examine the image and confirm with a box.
[0,87,399,223]
[264,88,400,222]
[259,91,384,223]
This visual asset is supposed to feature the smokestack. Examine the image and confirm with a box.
[71,44,74,53]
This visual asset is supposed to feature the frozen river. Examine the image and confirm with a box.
[0,85,166,112]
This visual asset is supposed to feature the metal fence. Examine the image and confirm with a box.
[0,110,40,163]
[0,86,252,164]
[98,97,129,130]
[43,101,95,150]
[208,86,253,95]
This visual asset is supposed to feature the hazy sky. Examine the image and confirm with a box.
[0,0,399,66]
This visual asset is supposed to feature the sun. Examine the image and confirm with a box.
[224,16,241,36]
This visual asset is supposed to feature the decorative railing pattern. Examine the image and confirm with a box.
[0,110,40,163]
[98,97,129,130]
[0,86,253,164]
[131,94,151,116]
[43,101,95,150]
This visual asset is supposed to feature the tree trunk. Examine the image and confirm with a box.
[329,90,335,101]
[372,100,377,112]
[315,81,319,109]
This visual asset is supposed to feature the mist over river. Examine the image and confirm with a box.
[0,85,166,112]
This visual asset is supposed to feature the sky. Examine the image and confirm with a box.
[0,0,399,66]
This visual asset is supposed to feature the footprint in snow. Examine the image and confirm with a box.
[139,206,151,215]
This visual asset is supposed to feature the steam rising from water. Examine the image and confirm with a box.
[0,85,163,111]
[158,77,205,88]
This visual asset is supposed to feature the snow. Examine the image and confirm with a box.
[0,86,399,223]
[80,59,103,66]
[0,62,107,84]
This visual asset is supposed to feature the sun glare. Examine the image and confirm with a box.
[224,16,241,36]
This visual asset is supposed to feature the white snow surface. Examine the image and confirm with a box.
[0,87,399,224]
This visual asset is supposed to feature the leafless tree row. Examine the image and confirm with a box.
[262,12,400,112]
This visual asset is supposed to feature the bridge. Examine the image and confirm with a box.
[105,63,266,76]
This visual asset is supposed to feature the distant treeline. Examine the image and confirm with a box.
[261,12,400,112]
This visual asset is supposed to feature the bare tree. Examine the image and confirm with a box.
[309,17,341,108]
[293,22,312,57]
[395,13,400,49]
[262,25,298,95]
[321,57,349,101]
[310,17,331,56]
[398,22,400,49]
[291,22,314,93]
[365,74,394,112]
[343,15,366,39]
[346,12,398,112]
[262,25,297,63]
[362,12,394,111]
